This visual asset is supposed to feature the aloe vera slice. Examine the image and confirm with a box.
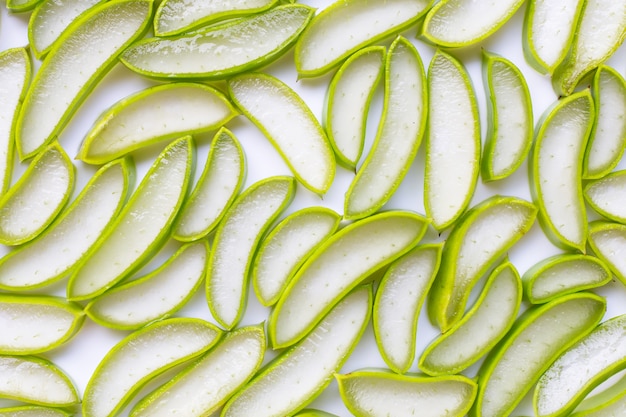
[425,50,480,231]
[530,90,594,252]
[523,254,612,304]
[585,171,626,224]
[588,221,626,285]
[471,292,606,417]
[481,50,533,182]
[122,4,313,80]
[569,373,626,417]
[0,142,74,246]
[0,355,78,407]
[0,406,71,417]
[83,318,222,417]
[85,241,208,330]
[0,158,132,291]
[15,0,153,159]
[221,285,372,417]
[77,83,238,165]
[130,324,265,417]
[207,176,295,329]
[67,136,193,301]
[373,244,442,374]
[344,36,427,220]
[428,195,537,333]
[420,261,522,376]
[294,410,339,417]
[324,45,385,169]
[269,210,428,349]
[252,206,341,307]
[583,66,626,179]
[154,0,278,37]
[228,73,335,194]
[173,128,245,242]
[421,0,526,47]
[6,0,42,12]
[294,0,432,77]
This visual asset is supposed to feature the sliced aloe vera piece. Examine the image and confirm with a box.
[154,0,278,36]
[67,136,193,301]
[228,73,335,194]
[481,50,533,182]
[471,292,606,417]
[83,318,222,417]
[421,0,525,47]
[294,410,339,417]
[207,176,295,329]
[173,128,245,242]
[324,45,385,169]
[569,373,626,417]
[0,158,132,291]
[523,254,612,304]
[0,295,84,355]
[77,83,238,165]
[6,0,42,12]
[337,369,477,417]
[294,0,432,77]
[85,241,208,330]
[130,324,265,417]
[583,66,626,179]
[530,90,594,252]
[425,50,480,231]
[0,142,74,246]
[0,355,78,407]
[588,221,626,285]
[585,171,626,223]
[344,36,427,220]
[221,285,372,417]
[0,406,71,417]
[269,210,428,349]
[428,195,537,333]
[373,244,442,374]
[252,206,341,307]
[552,0,626,96]
[420,261,522,376]
[122,4,313,80]
[15,0,153,159]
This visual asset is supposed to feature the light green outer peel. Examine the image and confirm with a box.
[470,292,606,417]
[584,171,626,224]
[294,410,339,417]
[569,372,626,417]
[0,406,71,417]
[529,90,594,252]
[344,36,427,220]
[6,0,42,12]
[588,221,626,285]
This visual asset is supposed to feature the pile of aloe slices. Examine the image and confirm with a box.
[0,0,625,416]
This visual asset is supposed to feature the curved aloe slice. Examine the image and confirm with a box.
[221,285,372,417]
[0,142,74,246]
[481,50,533,182]
[294,0,432,77]
[252,206,341,307]
[83,318,222,417]
[523,254,612,304]
[530,90,594,252]
[15,0,153,159]
[588,221,626,285]
[0,295,84,355]
[67,136,193,301]
[269,210,428,349]
[0,355,78,407]
[6,0,42,12]
[207,176,295,329]
[421,0,525,47]
[583,66,626,179]
[228,73,335,194]
[173,128,245,242]
[130,324,265,417]
[552,0,626,96]
[425,50,480,231]
[0,158,132,291]
[77,83,238,165]
[420,261,522,376]
[154,0,278,36]
[337,369,477,417]
[324,45,385,169]
[122,4,313,80]
[428,195,537,333]
[0,406,71,417]
[471,292,606,417]
[294,410,339,417]
[85,241,208,330]
[344,36,427,220]
[373,244,442,374]
[585,171,626,223]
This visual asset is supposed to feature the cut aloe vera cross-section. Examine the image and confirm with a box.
[588,221,626,285]
[584,170,626,224]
